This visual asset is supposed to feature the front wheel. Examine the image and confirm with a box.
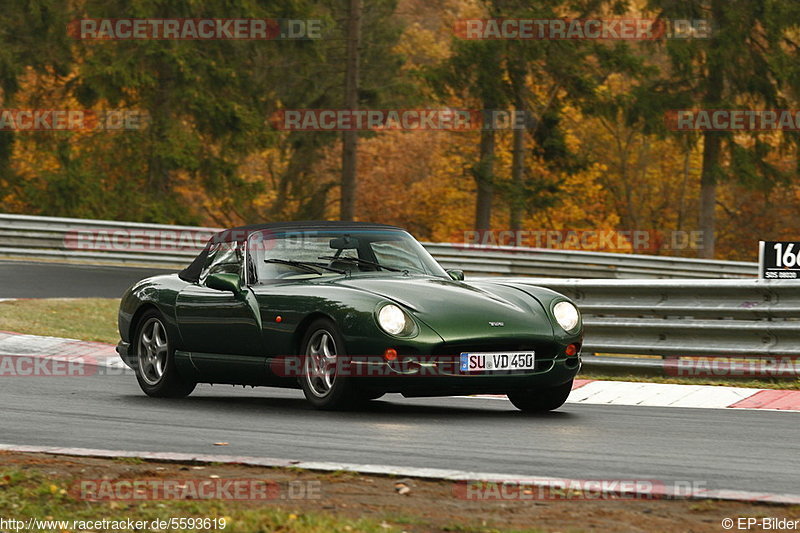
[507,380,573,412]
[134,311,196,398]
[299,319,358,410]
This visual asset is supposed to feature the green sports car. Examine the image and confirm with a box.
[117,222,583,411]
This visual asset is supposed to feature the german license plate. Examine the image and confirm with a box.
[459,351,535,373]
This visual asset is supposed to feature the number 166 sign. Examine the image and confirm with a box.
[759,241,800,279]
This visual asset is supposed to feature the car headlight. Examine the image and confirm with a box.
[377,304,410,336]
[553,301,580,332]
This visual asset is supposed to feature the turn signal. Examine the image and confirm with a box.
[384,348,398,361]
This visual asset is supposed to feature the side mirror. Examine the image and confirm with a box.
[447,269,465,281]
[206,272,242,294]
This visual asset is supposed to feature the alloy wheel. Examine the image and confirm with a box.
[137,317,168,386]
[304,329,338,397]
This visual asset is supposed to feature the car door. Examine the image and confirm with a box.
[175,239,266,383]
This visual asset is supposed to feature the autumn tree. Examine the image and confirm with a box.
[0,1,71,206]
[266,0,411,223]
[431,0,646,233]
[642,0,800,258]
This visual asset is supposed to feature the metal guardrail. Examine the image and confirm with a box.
[426,242,756,279]
[575,355,800,378]
[0,213,795,368]
[0,213,757,278]
[0,213,216,267]
[501,278,800,359]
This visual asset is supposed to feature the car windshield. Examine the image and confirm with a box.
[246,229,448,282]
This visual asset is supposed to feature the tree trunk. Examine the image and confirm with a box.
[698,0,725,259]
[270,134,321,220]
[699,132,721,258]
[509,54,527,234]
[0,90,11,182]
[677,144,690,232]
[339,0,361,221]
[474,127,495,231]
[509,125,525,233]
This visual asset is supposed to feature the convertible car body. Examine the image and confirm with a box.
[117,221,583,410]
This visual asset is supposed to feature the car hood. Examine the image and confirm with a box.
[332,276,554,342]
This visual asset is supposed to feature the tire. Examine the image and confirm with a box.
[134,310,196,398]
[299,318,358,410]
[507,380,573,412]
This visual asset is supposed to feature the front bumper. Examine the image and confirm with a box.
[346,353,582,395]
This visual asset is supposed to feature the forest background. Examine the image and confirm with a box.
[2,0,800,261]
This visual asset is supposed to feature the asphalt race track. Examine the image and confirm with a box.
[0,260,174,298]
[1,373,798,496]
[2,259,799,498]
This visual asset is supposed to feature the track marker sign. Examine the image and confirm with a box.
[759,241,800,279]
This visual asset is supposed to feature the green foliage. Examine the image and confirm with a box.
[644,0,800,184]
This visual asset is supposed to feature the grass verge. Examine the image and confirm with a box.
[0,298,119,344]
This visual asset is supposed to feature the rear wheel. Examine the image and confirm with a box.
[299,319,358,410]
[507,380,573,412]
[134,310,195,398]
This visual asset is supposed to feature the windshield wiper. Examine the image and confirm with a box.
[318,255,405,273]
[265,258,346,275]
